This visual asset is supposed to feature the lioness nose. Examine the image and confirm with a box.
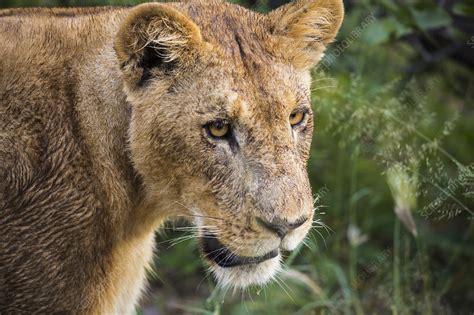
[257,216,308,239]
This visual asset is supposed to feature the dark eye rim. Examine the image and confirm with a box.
[204,119,231,139]
[289,108,309,128]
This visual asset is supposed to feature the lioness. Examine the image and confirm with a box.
[0,0,343,313]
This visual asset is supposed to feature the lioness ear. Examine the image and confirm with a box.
[268,0,344,69]
[115,3,202,87]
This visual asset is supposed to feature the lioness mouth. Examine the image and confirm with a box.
[202,234,279,268]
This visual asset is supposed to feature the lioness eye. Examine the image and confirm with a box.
[206,119,230,138]
[289,110,305,127]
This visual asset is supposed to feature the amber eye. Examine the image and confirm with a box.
[289,110,305,127]
[207,119,230,138]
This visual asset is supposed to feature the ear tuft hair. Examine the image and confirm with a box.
[268,0,344,69]
[115,3,203,87]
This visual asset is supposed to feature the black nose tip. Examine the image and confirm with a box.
[257,216,308,239]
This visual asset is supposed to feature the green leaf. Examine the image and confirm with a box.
[452,3,474,17]
[363,20,391,45]
[410,7,452,31]
[363,17,411,45]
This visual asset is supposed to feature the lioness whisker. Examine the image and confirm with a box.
[307,230,318,245]
[221,283,232,300]
[312,219,333,235]
[301,238,311,250]
[163,236,196,247]
[202,243,229,257]
[172,203,224,222]
[160,225,216,231]
[175,213,224,222]
[311,228,328,248]
[157,231,218,248]
[310,85,336,92]
[195,268,212,293]
[273,274,294,302]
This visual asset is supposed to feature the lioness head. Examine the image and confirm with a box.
[115,0,343,289]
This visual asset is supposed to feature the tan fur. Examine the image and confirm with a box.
[0,1,343,313]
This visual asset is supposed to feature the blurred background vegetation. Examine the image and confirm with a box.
[2,0,473,314]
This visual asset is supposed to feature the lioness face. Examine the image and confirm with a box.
[164,61,315,288]
[116,0,343,289]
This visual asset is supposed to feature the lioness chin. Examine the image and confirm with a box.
[0,0,343,313]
